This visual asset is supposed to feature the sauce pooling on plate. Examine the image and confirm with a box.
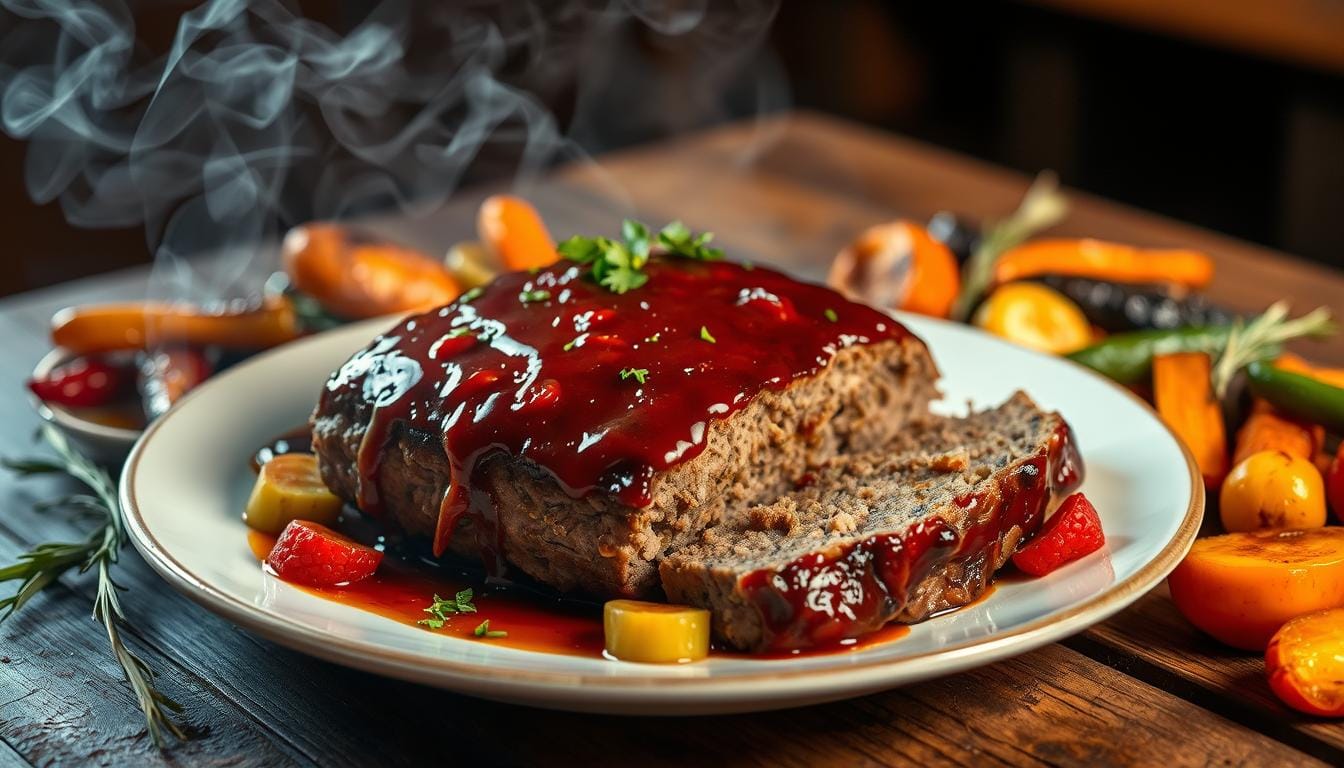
[319,257,911,564]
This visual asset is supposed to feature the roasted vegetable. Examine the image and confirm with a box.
[1246,361,1344,433]
[992,239,1214,289]
[1330,444,1344,519]
[478,194,558,272]
[925,211,979,265]
[445,241,500,289]
[973,282,1091,354]
[603,599,710,663]
[1010,493,1105,576]
[51,297,300,355]
[138,347,213,419]
[1167,528,1344,650]
[27,357,132,408]
[828,220,961,318]
[1219,450,1326,532]
[266,519,382,587]
[245,453,343,534]
[1266,608,1344,717]
[1233,400,1322,467]
[1275,353,1344,389]
[1153,353,1228,487]
[282,223,460,320]
[1037,275,1236,332]
[1068,302,1333,387]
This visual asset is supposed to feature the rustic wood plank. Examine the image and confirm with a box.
[1072,588,1344,762]
[0,738,31,768]
[0,528,306,767]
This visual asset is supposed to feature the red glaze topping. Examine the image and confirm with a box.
[319,256,911,561]
[739,421,1085,651]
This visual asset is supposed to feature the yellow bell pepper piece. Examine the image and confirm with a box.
[603,599,711,663]
[244,453,343,534]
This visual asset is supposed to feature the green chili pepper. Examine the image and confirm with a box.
[1245,361,1344,433]
[1066,326,1233,385]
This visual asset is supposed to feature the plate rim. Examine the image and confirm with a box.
[119,313,1204,696]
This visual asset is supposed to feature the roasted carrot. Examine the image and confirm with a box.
[1233,399,1322,466]
[1153,352,1228,487]
[828,220,961,318]
[51,296,300,355]
[478,195,558,272]
[992,239,1214,289]
[283,223,460,320]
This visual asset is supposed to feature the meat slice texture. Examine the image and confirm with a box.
[659,392,1084,652]
[311,256,940,598]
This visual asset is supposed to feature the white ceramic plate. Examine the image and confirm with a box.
[121,313,1202,714]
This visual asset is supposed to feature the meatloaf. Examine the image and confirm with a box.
[660,393,1083,651]
[312,255,940,598]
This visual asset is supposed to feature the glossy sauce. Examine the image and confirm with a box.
[318,257,910,564]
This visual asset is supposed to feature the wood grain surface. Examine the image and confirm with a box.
[2,112,1343,766]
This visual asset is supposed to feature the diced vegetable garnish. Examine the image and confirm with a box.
[828,220,960,318]
[266,519,382,587]
[245,453,343,534]
[1167,528,1344,650]
[282,223,460,320]
[1245,361,1344,434]
[1152,352,1227,488]
[1010,492,1105,576]
[51,297,299,355]
[1265,608,1344,717]
[27,357,131,408]
[1219,450,1326,532]
[973,282,1091,354]
[478,195,558,272]
[991,239,1214,289]
[603,599,710,663]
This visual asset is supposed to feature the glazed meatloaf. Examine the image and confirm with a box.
[661,392,1083,651]
[312,255,940,598]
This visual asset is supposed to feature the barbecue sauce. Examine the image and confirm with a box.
[317,257,910,566]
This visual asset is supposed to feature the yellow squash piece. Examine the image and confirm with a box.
[245,453,343,534]
[973,282,1092,354]
[603,599,711,663]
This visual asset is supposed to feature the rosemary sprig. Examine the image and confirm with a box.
[1211,301,1335,397]
[2,425,188,747]
[950,172,1070,322]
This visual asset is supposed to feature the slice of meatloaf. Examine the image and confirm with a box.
[312,264,940,599]
[659,392,1084,652]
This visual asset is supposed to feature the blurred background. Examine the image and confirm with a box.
[1,0,1341,298]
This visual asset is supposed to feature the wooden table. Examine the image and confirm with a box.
[2,111,1343,766]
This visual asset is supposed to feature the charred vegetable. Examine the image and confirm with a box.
[1038,275,1236,332]
[973,282,1091,354]
[993,239,1215,289]
[1153,352,1228,487]
[926,211,980,265]
[138,347,213,419]
[51,297,300,355]
[1245,362,1344,434]
[829,220,960,318]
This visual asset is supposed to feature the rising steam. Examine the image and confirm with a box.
[0,0,785,300]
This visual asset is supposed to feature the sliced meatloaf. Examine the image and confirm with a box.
[660,392,1084,652]
[312,256,940,598]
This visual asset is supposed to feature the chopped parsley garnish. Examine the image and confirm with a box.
[644,332,661,343]
[620,367,650,384]
[700,326,716,344]
[557,219,721,295]
[474,619,508,639]
[519,289,552,304]
[824,308,838,323]
[563,337,581,351]
[460,286,483,303]
[445,327,476,339]
[657,220,724,261]
[418,589,477,629]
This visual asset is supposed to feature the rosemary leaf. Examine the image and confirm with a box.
[1211,302,1335,398]
[950,172,1069,322]
[2,424,189,747]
